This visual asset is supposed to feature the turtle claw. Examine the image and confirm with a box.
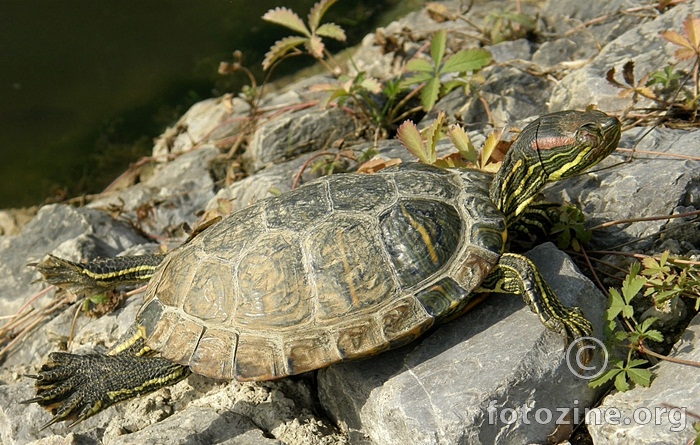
[22,352,96,429]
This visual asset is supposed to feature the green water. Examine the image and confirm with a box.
[0,0,406,209]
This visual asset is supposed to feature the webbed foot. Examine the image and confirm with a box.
[23,351,189,429]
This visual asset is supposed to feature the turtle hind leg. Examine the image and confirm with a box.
[478,252,593,342]
[23,344,190,428]
[35,253,165,296]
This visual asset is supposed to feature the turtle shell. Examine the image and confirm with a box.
[135,163,506,381]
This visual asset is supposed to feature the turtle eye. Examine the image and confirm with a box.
[575,123,602,146]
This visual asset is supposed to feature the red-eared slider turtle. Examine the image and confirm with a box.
[26,110,621,428]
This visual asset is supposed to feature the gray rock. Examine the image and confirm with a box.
[243,106,356,173]
[486,39,533,64]
[108,408,283,445]
[466,66,552,126]
[549,1,700,112]
[587,313,700,445]
[318,243,608,445]
[540,0,646,60]
[153,96,250,158]
[88,145,219,235]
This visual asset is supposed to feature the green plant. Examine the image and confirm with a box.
[640,251,700,309]
[261,0,347,74]
[395,111,502,172]
[402,29,491,111]
[589,250,700,392]
[550,205,592,251]
[590,263,663,391]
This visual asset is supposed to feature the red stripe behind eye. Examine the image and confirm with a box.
[530,136,575,151]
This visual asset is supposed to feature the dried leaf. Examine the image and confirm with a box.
[622,60,636,87]
[356,157,402,174]
[435,152,470,168]
[682,14,700,49]
[660,15,700,61]
[263,7,309,37]
[479,127,504,169]
[421,112,444,163]
[606,67,625,89]
[426,2,457,22]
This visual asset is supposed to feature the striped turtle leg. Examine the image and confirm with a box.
[478,253,593,343]
[23,325,190,429]
[36,254,165,296]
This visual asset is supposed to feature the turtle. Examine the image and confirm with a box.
[25,109,621,429]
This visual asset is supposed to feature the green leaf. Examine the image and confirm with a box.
[430,29,446,69]
[608,288,634,319]
[502,12,536,28]
[588,368,621,388]
[420,77,441,111]
[440,79,467,96]
[643,329,664,343]
[263,7,310,37]
[638,317,657,333]
[441,49,492,74]
[88,293,109,304]
[614,369,630,392]
[405,58,434,74]
[402,72,435,87]
[621,273,646,304]
[626,367,653,388]
[396,120,429,163]
[448,125,478,164]
[626,358,649,368]
[315,23,346,41]
[325,87,352,106]
[308,0,337,33]
[263,36,308,70]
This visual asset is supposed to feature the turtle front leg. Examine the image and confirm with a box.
[23,329,190,429]
[478,252,593,343]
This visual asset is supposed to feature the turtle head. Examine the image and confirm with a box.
[490,110,621,223]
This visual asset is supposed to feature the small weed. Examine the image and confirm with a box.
[590,252,700,392]
[261,0,347,74]
[402,29,492,112]
[396,110,503,172]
